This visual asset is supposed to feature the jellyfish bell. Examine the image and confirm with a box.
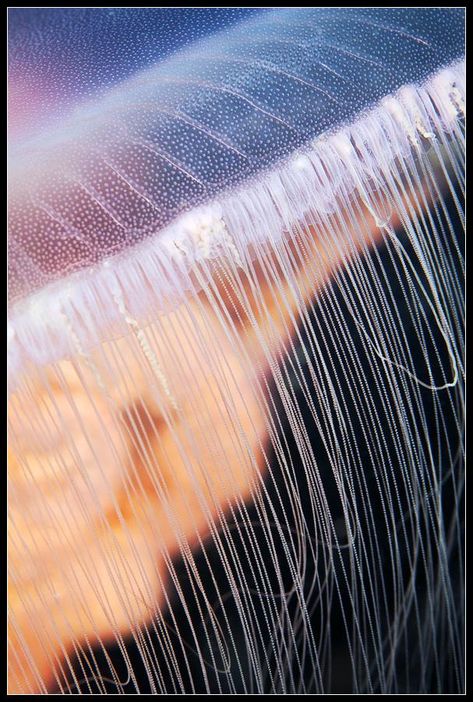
[8,8,465,694]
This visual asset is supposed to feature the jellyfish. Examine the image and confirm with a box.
[7,7,465,694]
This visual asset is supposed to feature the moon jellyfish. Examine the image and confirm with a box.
[7,8,465,694]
